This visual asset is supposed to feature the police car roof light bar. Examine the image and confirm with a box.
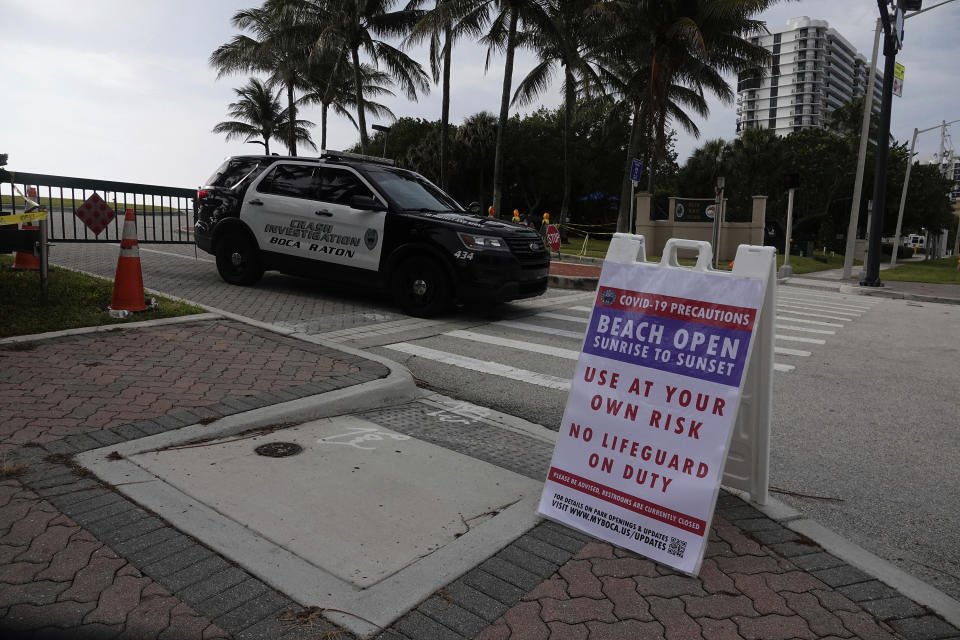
[320,149,395,167]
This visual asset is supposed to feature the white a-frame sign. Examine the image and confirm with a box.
[538,235,776,575]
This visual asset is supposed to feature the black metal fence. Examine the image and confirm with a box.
[0,170,195,245]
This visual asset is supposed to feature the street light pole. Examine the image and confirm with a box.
[890,119,960,267]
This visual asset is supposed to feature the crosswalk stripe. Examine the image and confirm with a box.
[776,334,826,345]
[775,308,851,322]
[383,342,571,390]
[494,320,584,340]
[775,346,811,357]
[776,324,836,335]
[537,311,590,324]
[778,296,871,312]
[777,303,860,317]
[781,291,879,304]
[774,363,796,372]
[776,315,844,327]
[446,330,580,360]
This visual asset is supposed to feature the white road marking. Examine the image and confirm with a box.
[776,315,844,327]
[775,308,851,322]
[776,324,836,335]
[383,342,571,390]
[493,320,584,340]
[446,330,580,360]
[781,289,878,302]
[571,306,594,313]
[139,247,214,263]
[775,346,811,357]
[778,296,871,312]
[774,363,796,372]
[777,302,860,317]
[776,334,826,345]
[537,312,590,324]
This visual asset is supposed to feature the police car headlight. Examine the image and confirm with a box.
[458,233,508,251]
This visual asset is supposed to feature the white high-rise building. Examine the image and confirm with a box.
[735,17,883,137]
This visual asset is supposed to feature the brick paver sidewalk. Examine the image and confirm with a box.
[383,495,960,640]
[0,318,388,639]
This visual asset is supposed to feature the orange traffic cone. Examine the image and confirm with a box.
[109,209,147,312]
[12,224,41,270]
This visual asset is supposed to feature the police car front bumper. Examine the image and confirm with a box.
[455,253,549,303]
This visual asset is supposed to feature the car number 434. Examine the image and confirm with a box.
[454,250,475,261]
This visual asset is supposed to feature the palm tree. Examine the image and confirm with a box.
[511,0,601,226]
[213,78,317,154]
[456,0,548,218]
[457,111,498,212]
[289,0,430,154]
[300,57,397,150]
[405,0,486,190]
[210,5,311,156]
[599,0,777,231]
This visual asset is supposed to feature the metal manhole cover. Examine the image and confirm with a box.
[254,442,303,458]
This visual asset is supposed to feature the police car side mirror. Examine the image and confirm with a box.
[467,201,481,215]
[349,195,386,211]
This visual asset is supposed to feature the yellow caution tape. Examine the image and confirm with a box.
[0,211,48,225]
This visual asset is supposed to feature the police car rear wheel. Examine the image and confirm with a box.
[216,233,264,286]
[393,256,451,318]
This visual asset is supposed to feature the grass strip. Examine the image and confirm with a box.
[0,255,205,338]
[879,257,960,284]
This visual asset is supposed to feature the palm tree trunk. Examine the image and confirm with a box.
[440,24,452,190]
[321,103,329,150]
[617,104,643,232]
[352,46,369,154]
[560,65,575,227]
[263,130,271,156]
[286,82,297,157]
[492,9,519,218]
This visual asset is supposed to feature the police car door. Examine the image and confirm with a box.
[243,162,321,260]
[310,165,386,271]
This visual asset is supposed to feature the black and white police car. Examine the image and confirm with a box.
[194,151,550,316]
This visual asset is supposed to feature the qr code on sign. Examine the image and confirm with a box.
[668,537,686,558]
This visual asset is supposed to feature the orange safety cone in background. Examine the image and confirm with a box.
[109,209,147,312]
[12,224,41,270]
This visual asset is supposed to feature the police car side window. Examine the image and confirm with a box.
[256,164,317,199]
[315,168,374,206]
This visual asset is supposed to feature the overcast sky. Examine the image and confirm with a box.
[1,0,958,189]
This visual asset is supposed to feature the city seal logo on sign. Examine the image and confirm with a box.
[364,228,379,250]
[600,288,617,306]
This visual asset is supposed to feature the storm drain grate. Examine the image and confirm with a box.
[254,442,303,458]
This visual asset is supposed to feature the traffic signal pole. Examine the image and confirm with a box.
[861,6,899,287]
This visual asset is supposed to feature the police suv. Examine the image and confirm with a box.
[194,151,550,316]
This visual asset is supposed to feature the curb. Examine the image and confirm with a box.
[729,490,960,629]
[548,274,599,291]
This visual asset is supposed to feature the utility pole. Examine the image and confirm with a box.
[844,0,958,279]
[891,119,959,266]
[842,19,882,281]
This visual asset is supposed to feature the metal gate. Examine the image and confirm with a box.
[1,170,195,245]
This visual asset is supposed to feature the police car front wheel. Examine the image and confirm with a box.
[216,233,264,286]
[392,256,452,318]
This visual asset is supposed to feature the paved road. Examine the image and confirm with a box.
[47,242,960,605]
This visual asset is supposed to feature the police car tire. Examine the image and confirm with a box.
[216,232,264,286]
[392,256,452,318]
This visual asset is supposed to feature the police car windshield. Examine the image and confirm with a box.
[367,167,461,212]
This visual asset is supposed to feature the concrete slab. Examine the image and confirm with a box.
[130,416,536,588]
[78,416,543,637]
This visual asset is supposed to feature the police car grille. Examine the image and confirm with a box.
[504,236,549,264]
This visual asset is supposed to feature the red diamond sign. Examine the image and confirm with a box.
[75,192,115,235]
